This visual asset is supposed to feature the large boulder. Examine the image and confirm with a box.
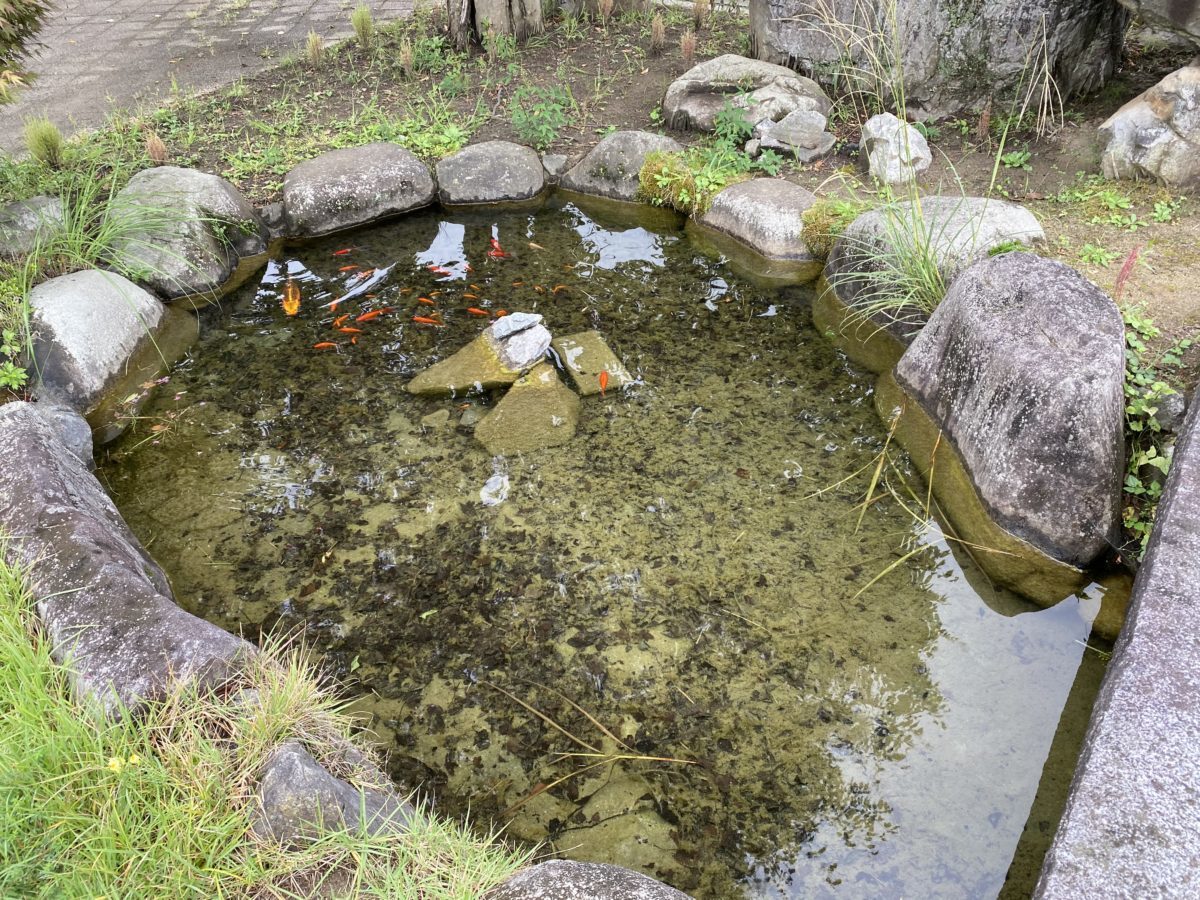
[1100,64,1200,191]
[435,140,545,205]
[406,312,551,397]
[1115,0,1200,45]
[662,54,831,132]
[283,142,436,237]
[891,253,1125,572]
[560,131,683,203]
[473,362,581,454]
[108,166,267,300]
[0,195,63,259]
[816,196,1044,372]
[749,0,1130,117]
[0,402,252,714]
[486,860,691,900]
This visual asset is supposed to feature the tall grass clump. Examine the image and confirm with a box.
[306,29,324,66]
[649,14,665,55]
[0,548,531,897]
[680,28,697,63]
[23,115,63,168]
[351,2,375,50]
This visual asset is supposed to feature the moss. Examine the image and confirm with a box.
[800,197,869,260]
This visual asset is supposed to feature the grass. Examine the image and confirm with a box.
[0,548,531,897]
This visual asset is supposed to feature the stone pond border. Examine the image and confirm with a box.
[2,132,1197,896]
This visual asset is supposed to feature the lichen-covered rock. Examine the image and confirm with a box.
[549,330,632,396]
[407,312,551,397]
[473,362,580,454]
[662,54,830,133]
[283,142,436,237]
[108,166,267,299]
[29,270,165,415]
[486,860,692,900]
[0,195,63,259]
[754,108,835,162]
[560,131,683,202]
[1100,64,1200,191]
[696,178,821,284]
[749,0,1129,117]
[892,252,1125,568]
[1115,0,1200,45]
[0,402,252,714]
[435,140,545,205]
[862,113,932,186]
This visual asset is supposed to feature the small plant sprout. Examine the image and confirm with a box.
[144,130,169,166]
[1000,148,1032,171]
[693,0,710,29]
[0,329,28,392]
[1079,243,1118,267]
[351,2,375,50]
[649,14,665,54]
[680,28,697,63]
[24,116,63,169]
[305,29,324,66]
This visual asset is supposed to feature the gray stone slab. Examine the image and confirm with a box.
[435,140,544,205]
[560,131,683,203]
[486,860,692,899]
[1036,391,1200,898]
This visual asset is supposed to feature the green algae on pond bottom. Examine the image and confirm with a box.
[99,200,1110,898]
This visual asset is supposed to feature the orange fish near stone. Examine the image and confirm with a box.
[281,279,301,317]
[599,370,609,397]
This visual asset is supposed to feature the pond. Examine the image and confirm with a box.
[100,199,1111,898]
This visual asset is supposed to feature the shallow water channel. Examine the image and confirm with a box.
[101,200,1110,898]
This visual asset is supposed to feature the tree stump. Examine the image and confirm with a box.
[447,0,544,48]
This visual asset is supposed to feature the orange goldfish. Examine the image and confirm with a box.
[338,264,359,272]
[417,297,436,306]
[313,341,337,349]
[599,370,609,396]
[412,315,444,326]
[281,279,301,317]
[469,284,482,291]
[332,314,351,327]
[466,307,490,317]
[337,326,362,334]
[333,248,355,256]
[355,308,393,323]
[495,310,508,317]
[552,284,568,294]
[463,293,480,300]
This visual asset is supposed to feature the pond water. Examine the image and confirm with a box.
[100,199,1111,898]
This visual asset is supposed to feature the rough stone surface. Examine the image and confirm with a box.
[541,153,569,182]
[560,131,683,202]
[1035,391,1200,898]
[550,330,633,396]
[407,313,551,397]
[108,166,267,299]
[698,178,820,277]
[474,362,580,454]
[894,252,1125,567]
[749,0,1129,117]
[32,398,94,469]
[252,740,414,844]
[1116,0,1200,44]
[1100,64,1200,191]
[0,196,63,258]
[754,108,836,161]
[0,402,251,714]
[283,143,436,237]
[662,54,831,132]
[862,113,933,185]
[29,270,165,415]
[486,860,692,900]
[435,140,545,205]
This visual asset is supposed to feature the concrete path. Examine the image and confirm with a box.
[0,0,413,154]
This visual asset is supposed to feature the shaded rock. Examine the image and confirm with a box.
[696,178,821,284]
[750,0,1129,117]
[1158,390,1189,433]
[29,270,164,415]
[251,740,414,844]
[32,398,93,470]
[893,252,1125,569]
[560,131,683,202]
[1034,392,1200,899]
[550,330,633,396]
[0,195,63,258]
[487,860,691,900]
[435,140,545,205]
[662,54,830,132]
[108,166,267,299]
[862,113,932,186]
[420,408,451,429]
[407,312,551,397]
[541,153,569,183]
[283,142,436,237]
[0,402,252,714]
[1115,0,1200,45]
[1100,64,1200,191]
[754,108,836,162]
[816,197,1044,371]
[474,362,580,454]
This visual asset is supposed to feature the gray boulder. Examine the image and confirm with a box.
[750,0,1129,117]
[283,142,436,237]
[436,140,545,205]
[0,402,252,714]
[1100,64,1200,191]
[0,195,63,258]
[541,153,569,183]
[29,270,164,415]
[108,166,267,300]
[560,131,683,202]
[754,109,836,162]
[697,178,822,283]
[487,860,691,900]
[1115,0,1200,45]
[862,113,932,186]
[407,312,551,397]
[662,54,831,133]
[32,398,94,469]
[893,253,1125,567]
[251,739,414,844]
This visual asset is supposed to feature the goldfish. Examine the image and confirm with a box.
[327,299,343,312]
[469,283,482,291]
[487,249,509,259]
[529,241,546,251]
[511,281,524,287]
[533,285,545,294]
[281,279,302,316]
[337,326,363,334]
[332,314,351,327]
[332,248,355,256]
[412,315,444,326]
[355,268,376,281]
[466,307,490,317]
[313,341,337,349]
[463,293,479,300]
[552,284,568,294]
[355,307,393,323]
[464,263,474,273]
[338,264,359,272]
[495,310,508,317]
[417,297,436,306]
[351,335,358,345]
[599,370,609,396]
[399,288,413,294]
[427,264,452,276]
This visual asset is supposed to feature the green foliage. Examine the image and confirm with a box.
[1000,148,1031,171]
[1152,197,1183,223]
[23,115,63,168]
[801,198,869,259]
[510,84,574,151]
[351,1,375,49]
[0,327,27,390]
[712,101,753,146]
[912,120,941,141]
[0,0,51,103]
[1079,242,1118,266]
[987,239,1025,256]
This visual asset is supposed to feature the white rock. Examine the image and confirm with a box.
[861,113,932,186]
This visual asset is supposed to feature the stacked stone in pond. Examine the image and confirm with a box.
[474,362,581,454]
[406,312,552,397]
[550,330,633,396]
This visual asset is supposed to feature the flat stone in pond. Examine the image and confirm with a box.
[550,330,632,396]
[407,312,551,397]
[698,179,821,283]
[486,860,691,899]
[560,131,683,203]
[435,140,544,205]
[0,195,63,259]
[283,142,436,238]
[473,362,580,454]
[29,269,165,415]
[662,54,830,132]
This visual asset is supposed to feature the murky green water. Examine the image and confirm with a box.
[100,200,1109,898]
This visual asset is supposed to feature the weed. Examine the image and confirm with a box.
[801,197,870,259]
[649,14,665,54]
[511,84,574,150]
[0,328,27,392]
[351,2,375,50]
[305,29,324,66]
[398,38,415,76]
[680,28,697,63]
[1000,149,1032,171]
[144,130,169,166]
[987,239,1026,256]
[1079,243,1118,266]
[1152,197,1183,223]
[24,116,63,169]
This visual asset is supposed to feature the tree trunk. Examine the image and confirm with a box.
[447,0,544,48]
